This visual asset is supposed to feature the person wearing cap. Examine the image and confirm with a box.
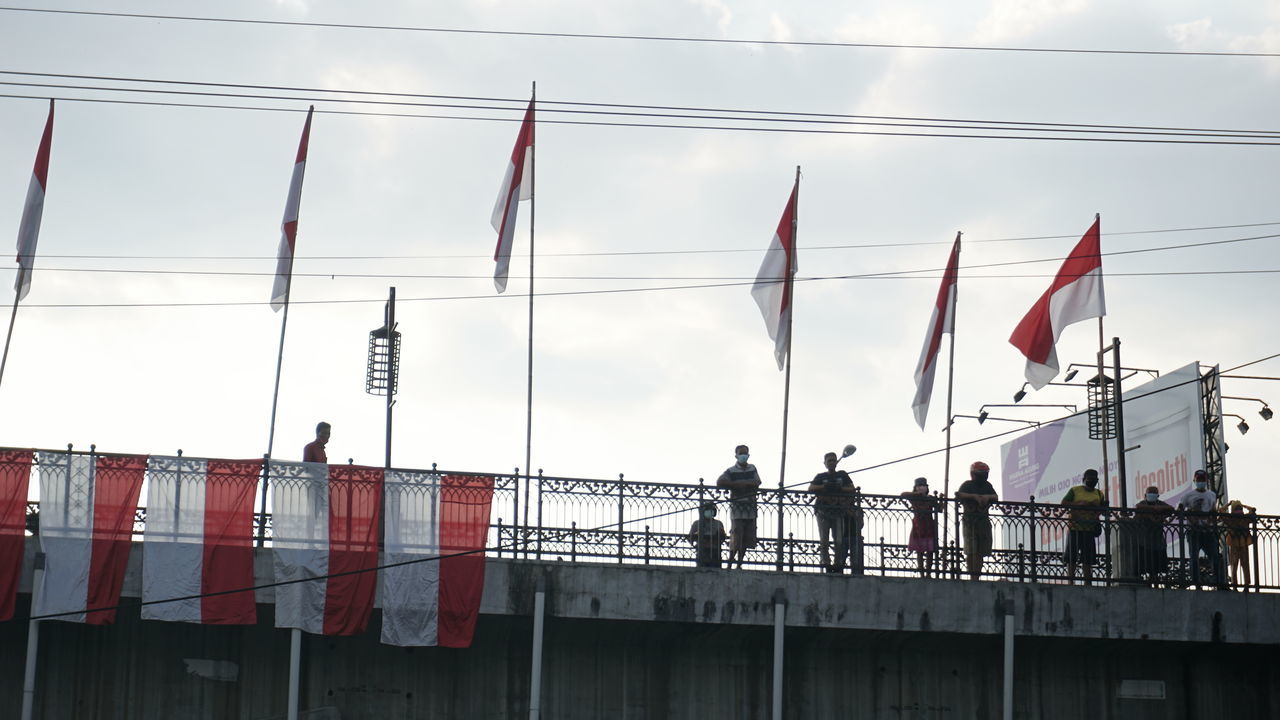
[716,445,761,570]
[1134,486,1174,585]
[1177,470,1225,589]
[1060,469,1106,585]
[955,461,999,580]
[808,451,857,574]
[687,501,727,569]
[902,477,938,578]
[1224,499,1258,590]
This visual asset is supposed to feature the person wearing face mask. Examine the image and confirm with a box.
[1177,470,1225,589]
[1060,468,1106,585]
[808,452,856,574]
[1133,486,1174,585]
[687,501,727,569]
[901,478,938,578]
[717,445,761,570]
[955,461,999,580]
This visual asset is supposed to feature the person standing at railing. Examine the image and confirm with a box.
[687,501,728,569]
[1224,499,1258,591]
[303,421,331,463]
[1134,486,1174,586]
[901,478,938,578]
[717,445,761,570]
[1177,470,1225,590]
[808,452,856,574]
[1060,469,1106,586]
[955,461,999,580]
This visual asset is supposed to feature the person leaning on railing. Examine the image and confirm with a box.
[1224,499,1258,591]
[1060,469,1105,586]
[955,461,999,581]
[901,478,938,578]
[808,451,856,575]
[1177,470,1226,590]
[1133,486,1174,586]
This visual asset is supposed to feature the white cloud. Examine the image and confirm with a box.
[971,0,1089,44]
[688,0,734,35]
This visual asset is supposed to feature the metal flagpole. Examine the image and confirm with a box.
[1093,215,1110,498]
[775,167,799,572]
[523,81,536,557]
[259,267,293,546]
[20,553,44,720]
[0,290,21,392]
[941,232,961,577]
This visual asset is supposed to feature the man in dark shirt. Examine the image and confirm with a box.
[687,502,727,569]
[303,421,330,463]
[808,451,856,574]
[955,460,998,580]
[717,444,761,570]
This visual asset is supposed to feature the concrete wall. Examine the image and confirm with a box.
[4,542,1278,719]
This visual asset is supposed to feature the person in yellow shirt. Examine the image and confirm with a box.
[1061,468,1106,585]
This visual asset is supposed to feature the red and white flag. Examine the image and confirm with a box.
[270,107,314,311]
[1009,217,1106,390]
[271,461,383,635]
[142,456,262,625]
[489,100,534,293]
[912,234,961,429]
[0,450,33,621]
[14,100,54,301]
[34,451,146,624]
[381,471,495,647]
[750,178,799,371]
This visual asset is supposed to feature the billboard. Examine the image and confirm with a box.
[999,362,1209,549]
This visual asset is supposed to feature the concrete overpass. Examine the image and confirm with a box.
[2,541,1277,719]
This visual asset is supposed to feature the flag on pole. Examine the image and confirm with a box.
[1009,217,1106,390]
[489,99,535,293]
[912,234,961,429]
[14,100,54,301]
[381,472,495,647]
[270,106,314,311]
[272,461,383,636]
[33,451,146,624]
[750,178,799,370]
[0,450,33,622]
[142,456,262,625]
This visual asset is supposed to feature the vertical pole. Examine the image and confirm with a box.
[772,589,786,720]
[942,232,960,576]
[0,292,21,392]
[529,574,546,720]
[775,167,799,573]
[385,286,396,469]
[523,81,537,548]
[1112,337,1128,509]
[287,627,302,720]
[261,270,293,546]
[1096,319,1110,495]
[1002,600,1014,720]
[20,553,44,720]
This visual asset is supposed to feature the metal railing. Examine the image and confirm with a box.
[10,447,1278,591]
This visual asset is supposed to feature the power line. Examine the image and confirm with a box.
[7,69,1280,139]
[15,231,1280,309]
[3,6,1278,59]
[6,91,1280,146]
[27,220,1280,261]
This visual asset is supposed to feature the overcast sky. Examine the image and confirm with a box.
[1,1,1278,515]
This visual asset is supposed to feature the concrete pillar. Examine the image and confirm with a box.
[20,553,44,720]
[530,573,547,720]
[772,588,786,720]
[1002,598,1014,720]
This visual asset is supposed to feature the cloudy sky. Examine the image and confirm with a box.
[1,1,1278,515]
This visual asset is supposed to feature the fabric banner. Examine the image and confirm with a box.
[15,100,53,301]
[750,178,799,370]
[35,451,146,624]
[272,461,383,635]
[489,99,534,293]
[142,456,261,624]
[270,107,314,311]
[0,450,33,621]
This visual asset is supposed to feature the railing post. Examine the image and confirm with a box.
[1017,543,1025,580]
[1250,512,1260,592]
[257,453,271,548]
[535,469,544,560]
[497,518,505,558]
[513,467,521,560]
[1028,495,1038,583]
[617,473,625,564]
[1102,503,1113,587]
[775,485,785,572]
[787,532,794,571]
[644,525,651,565]
[570,521,577,562]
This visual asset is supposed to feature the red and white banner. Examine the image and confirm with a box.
[271,461,383,636]
[14,100,54,301]
[142,456,262,624]
[381,472,495,647]
[0,450,33,621]
[912,234,961,429]
[750,178,799,371]
[1009,217,1106,390]
[489,99,534,293]
[270,107,314,311]
[34,451,146,624]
